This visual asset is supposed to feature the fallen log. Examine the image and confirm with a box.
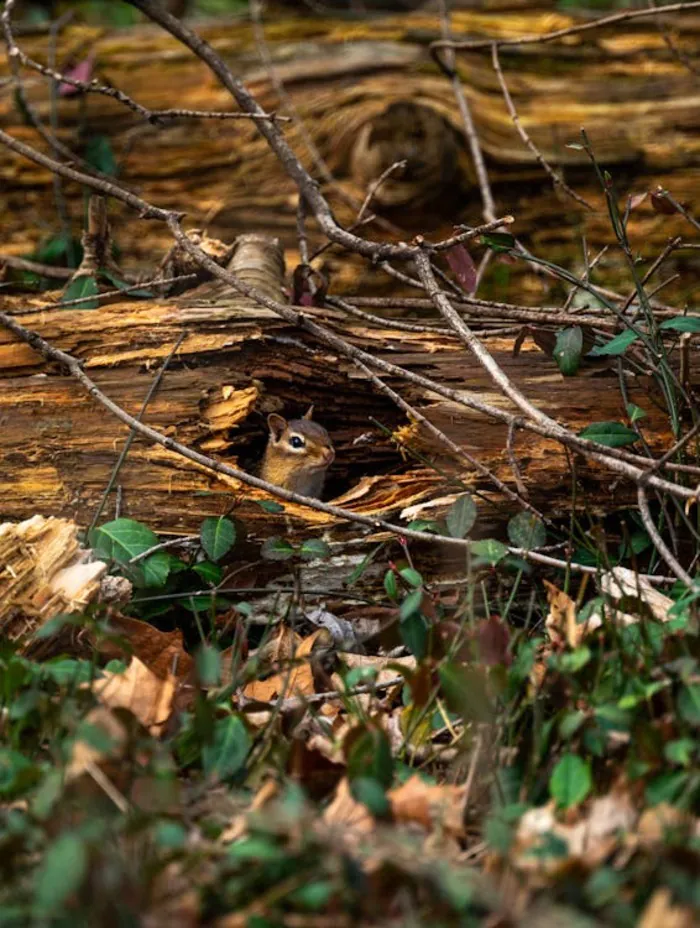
[0,234,686,539]
[0,4,698,302]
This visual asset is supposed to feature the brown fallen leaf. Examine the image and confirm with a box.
[93,656,176,736]
[512,789,636,879]
[99,613,193,681]
[243,628,328,704]
[637,888,696,928]
[220,779,279,844]
[323,777,374,836]
[388,774,465,838]
[543,580,583,649]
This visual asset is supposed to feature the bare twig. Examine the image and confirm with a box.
[490,44,594,212]
[431,1,700,54]
[638,484,695,587]
[0,254,73,279]
[436,0,496,223]
[88,333,186,534]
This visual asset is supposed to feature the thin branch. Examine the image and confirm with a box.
[88,333,186,534]
[431,1,700,54]
[637,484,695,587]
[436,0,496,223]
[0,254,73,279]
[490,44,594,212]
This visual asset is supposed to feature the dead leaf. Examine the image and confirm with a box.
[99,613,193,680]
[388,774,465,838]
[543,580,582,648]
[323,777,374,835]
[513,789,636,878]
[93,657,175,735]
[476,615,511,666]
[243,629,328,704]
[638,888,696,928]
[220,779,279,844]
[446,244,477,294]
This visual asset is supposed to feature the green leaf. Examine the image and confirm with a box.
[399,588,424,621]
[350,777,389,817]
[0,750,32,796]
[446,493,477,539]
[202,714,250,781]
[399,566,423,588]
[193,561,223,586]
[626,402,647,423]
[660,315,700,333]
[84,134,117,176]
[508,512,546,550]
[33,833,87,916]
[559,709,587,740]
[347,726,393,788]
[196,644,221,687]
[549,754,591,808]
[553,326,583,375]
[470,538,508,565]
[61,274,99,309]
[579,421,638,448]
[406,519,441,534]
[200,516,236,562]
[664,738,696,767]
[140,550,171,588]
[384,569,398,600]
[32,613,81,640]
[481,232,515,253]
[261,536,295,561]
[588,329,639,357]
[678,684,700,727]
[33,234,80,266]
[94,518,159,563]
[400,611,428,659]
[439,663,492,723]
[645,771,688,807]
[256,499,285,514]
[300,538,331,561]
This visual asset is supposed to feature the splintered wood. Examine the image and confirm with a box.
[0,515,107,644]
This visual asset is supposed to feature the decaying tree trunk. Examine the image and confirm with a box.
[1,4,699,301]
[0,234,686,538]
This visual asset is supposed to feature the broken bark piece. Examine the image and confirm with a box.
[0,515,125,649]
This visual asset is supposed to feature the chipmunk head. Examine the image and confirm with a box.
[262,406,335,498]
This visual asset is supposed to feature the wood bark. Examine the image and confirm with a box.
[0,5,698,302]
[0,235,685,539]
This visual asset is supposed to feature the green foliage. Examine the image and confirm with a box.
[200,516,236,562]
[61,274,99,309]
[578,421,639,447]
[553,326,583,375]
[588,328,639,357]
[508,512,546,550]
[83,134,118,176]
[445,493,477,538]
[202,715,250,781]
[549,754,592,808]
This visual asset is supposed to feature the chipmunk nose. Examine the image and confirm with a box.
[323,448,335,465]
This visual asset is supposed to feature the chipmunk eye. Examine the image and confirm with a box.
[289,435,305,450]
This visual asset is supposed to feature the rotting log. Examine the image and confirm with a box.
[0,234,688,540]
[0,5,699,302]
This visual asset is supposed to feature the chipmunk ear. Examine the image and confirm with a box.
[267,414,287,442]
[303,405,314,420]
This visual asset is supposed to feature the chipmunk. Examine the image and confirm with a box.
[260,406,335,499]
